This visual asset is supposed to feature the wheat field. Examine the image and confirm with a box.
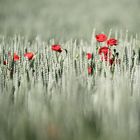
[0,30,140,140]
[0,0,140,140]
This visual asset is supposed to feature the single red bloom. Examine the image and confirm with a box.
[98,46,111,61]
[52,45,62,53]
[3,60,8,65]
[88,67,93,75]
[109,58,114,65]
[86,53,92,60]
[13,53,20,62]
[24,52,34,60]
[96,34,107,42]
[107,38,118,46]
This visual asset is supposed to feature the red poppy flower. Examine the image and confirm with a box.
[52,45,62,53]
[86,53,92,60]
[107,38,118,46]
[109,58,114,65]
[24,52,34,60]
[13,53,20,62]
[3,60,8,65]
[96,34,107,42]
[88,67,93,75]
[98,46,111,61]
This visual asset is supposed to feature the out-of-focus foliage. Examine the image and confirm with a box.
[0,0,140,40]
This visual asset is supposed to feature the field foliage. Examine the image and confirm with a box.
[0,30,140,140]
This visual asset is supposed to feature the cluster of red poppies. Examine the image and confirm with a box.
[87,34,119,74]
[3,34,120,76]
[51,33,120,75]
[97,33,119,62]
[86,34,118,74]
[3,52,34,65]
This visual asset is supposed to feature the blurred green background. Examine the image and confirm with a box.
[0,0,140,40]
